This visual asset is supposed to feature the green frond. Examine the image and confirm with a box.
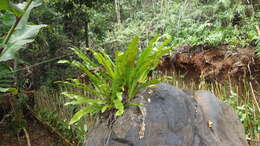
[71,47,97,68]
[91,49,115,78]
[65,98,105,106]
[62,92,105,104]
[69,105,101,125]
[63,79,100,95]
[60,36,172,124]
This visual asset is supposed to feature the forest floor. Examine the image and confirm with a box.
[0,120,60,146]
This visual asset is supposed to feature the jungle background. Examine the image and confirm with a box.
[0,0,259,145]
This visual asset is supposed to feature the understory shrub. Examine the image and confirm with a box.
[104,0,260,50]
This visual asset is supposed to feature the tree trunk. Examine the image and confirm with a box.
[85,20,89,48]
[115,0,121,24]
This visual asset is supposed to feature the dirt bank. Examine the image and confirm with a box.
[158,46,260,82]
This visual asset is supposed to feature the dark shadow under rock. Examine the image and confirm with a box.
[84,83,248,146]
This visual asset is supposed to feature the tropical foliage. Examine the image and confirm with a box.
[59,35,172,124]
[0,64,17,96]
[0,0,46,95]
[104,0,259,49]
[0,0,259,145]
[0,0,46,136]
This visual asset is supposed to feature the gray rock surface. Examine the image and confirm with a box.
[84,83,248,146]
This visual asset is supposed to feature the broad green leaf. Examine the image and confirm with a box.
[114,99,124,116]
[136,35,159,67]
[2,12,16,26]
[0,0,24,16]
[0,87,10,92]
[71,47,97,68]
[116,92,123,101]
[69,61,100,84]
[0,24,47,61]
[0,64,14,90]
[0,38,3,44]
[92,49,114,78]
[0,0,45,62]
[65,98,105,105]
[101,105,112,113]
[0,87,18,95]
[16,0,42,29]
[69,105,101,125]
[62,92,105,104]
[0,79,13,83]
[9,2,24,16]
[60,59,110,97]
[124,37,140,66]
[57,60,70,64]
[62,80,100,95]
[0,64,12,73]
[126,103,144,107]
[8,24,47,44]
[0,0,9,10]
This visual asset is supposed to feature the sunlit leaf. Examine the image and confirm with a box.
[208,120,213,128]
[65,98,105,105]
[114,99,124,116]
[0,24,47,62]
[2,13,16,26]
[0,87,18,95]
[0,0,46,62]
[62,92,105,104]
[69,105,101,125]
[9,2,24,16]
[57,60,70,64]
[0,0,9,10]
[0,0,24,16]
[16,0,42,29]
[60,36,171,124]
[101,105,112,113]
[116,92,123,101]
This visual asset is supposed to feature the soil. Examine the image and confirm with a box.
[1,121,56,146]
[157,45,260,95]
[0,116,70,146]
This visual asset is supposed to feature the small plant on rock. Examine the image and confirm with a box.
[59,36,172,124]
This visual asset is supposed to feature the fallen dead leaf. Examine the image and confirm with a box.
[139,122,145,139]
[208,120,213,128]
[148,85,159,88]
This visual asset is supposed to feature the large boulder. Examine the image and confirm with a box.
[84,83,248,146]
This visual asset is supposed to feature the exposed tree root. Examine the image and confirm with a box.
[23,128,31,146]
